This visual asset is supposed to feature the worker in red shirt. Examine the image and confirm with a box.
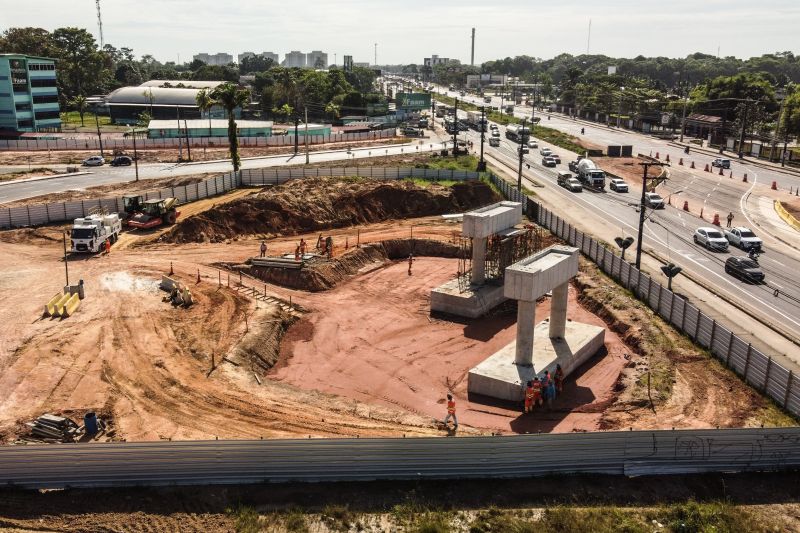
[524,381,536,413]
[104,238,111,255]
[532,377,543,407]
[555,364,564,394]
[444,393,458,430]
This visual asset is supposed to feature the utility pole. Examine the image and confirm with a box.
[304,107,310,164]
[294,114,299,155]
[132,126,139,181]
[63,231,69,286]
[477,106,486,171]
[634,161,669,269]
[470,28,475,66]
[183,118,191,161]
[771,89,786,162]
[374,43,377,66]
[93,108,104,157]
[737,101,749,159]
[176,106,183,161]
[517,118,527,191]
[452,98,458,157]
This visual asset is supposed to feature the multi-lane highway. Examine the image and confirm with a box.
[428,87,800,347]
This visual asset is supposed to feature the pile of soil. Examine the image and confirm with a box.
[236,238,461,292]
[164,177,499,244]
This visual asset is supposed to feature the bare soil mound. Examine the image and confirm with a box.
[163,177,499,243]
[234,238,461,291]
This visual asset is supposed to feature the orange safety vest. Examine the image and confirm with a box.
[555,369,564,382]
[447,400,456,414]
[525,387,535,400]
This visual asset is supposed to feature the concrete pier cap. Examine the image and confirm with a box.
[462,201,522,239]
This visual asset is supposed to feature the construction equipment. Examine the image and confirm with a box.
[127,197,180,229]
[70,213,122,252]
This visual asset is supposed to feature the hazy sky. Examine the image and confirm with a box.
[3,0,798,65]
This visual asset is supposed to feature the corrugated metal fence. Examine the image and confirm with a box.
[0,172,240,228]
[488,173,800,418]
[0,130,395,152]
[0,428,798,489]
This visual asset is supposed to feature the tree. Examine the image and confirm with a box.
[52,27,108,98]
[71,94,87,126]
[195,88,214,137]
[0,27,57,57]
[210,83,250,171]
[239,55,274,75]
[192,64,239,82]
[273,103,294,122]
[324,102,341,120]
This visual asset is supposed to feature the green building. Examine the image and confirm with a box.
[0,54,61,136]
[147,119,273,138]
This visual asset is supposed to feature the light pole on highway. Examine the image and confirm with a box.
[616,86,625,128]
[477,106,486,171]
[634,161,669,270]
[517,117,527,191]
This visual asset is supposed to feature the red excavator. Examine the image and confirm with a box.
[126,197,180,229]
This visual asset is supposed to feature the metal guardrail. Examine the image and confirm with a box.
[1,428,798,489]
[489,174,800,418]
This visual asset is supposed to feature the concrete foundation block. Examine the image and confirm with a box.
[430,279,507,319]
[468,320,606,401]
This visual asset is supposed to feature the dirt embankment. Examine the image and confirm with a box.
[164,177,499,243]
[0,174,214,208]
[235,238,461,292]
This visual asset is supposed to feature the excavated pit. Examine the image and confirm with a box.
[162,176,499,243]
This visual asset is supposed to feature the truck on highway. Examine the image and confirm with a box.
[505,123,530,142]
[465,110,487,131]
[70,213,122,253]
[575,159,606,189]
[724,227,763,251]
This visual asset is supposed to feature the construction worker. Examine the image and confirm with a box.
[726,212,734,228]
[316,234,324,251]
[103,238,111,255]
[541,371,552,406]
[555,364,564,394]
[524,380,535,413]
[299,238,306,255]
[532,376,543,406]
[294,245,301,261]
[444,394,458,430]
[547,373,556,403]
[260,241,267,258]
[408,253,413,276]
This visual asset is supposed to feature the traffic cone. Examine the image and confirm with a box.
[169,262,174,276]
[655,152,660,159]
[196,268,200,284]
[679,158,683,166]
[712,213,720,226]
[345,237,349,249]
[719,166,724,175]
[704,164,710,172]
[729,171,733,178]
[691,161,695,169]
[700,208,704,219]
[665,154,670,162]
[772,181,777,190]
[683,201,689,212]
[796,188,798,196]
[743,175,748,183]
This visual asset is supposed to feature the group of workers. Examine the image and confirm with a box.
[442,364,566,431]
[524,364,564,414]
[259,235,335,261]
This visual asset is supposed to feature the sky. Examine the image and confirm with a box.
[2,0,798,65]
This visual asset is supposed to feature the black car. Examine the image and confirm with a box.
[110,156,133,166]
[724,257,765,283]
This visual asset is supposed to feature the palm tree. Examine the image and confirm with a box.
[210,83,250,172]
[71,95,87,127]
[195,88,214,137]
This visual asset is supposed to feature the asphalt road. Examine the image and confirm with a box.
[0,140,444,204]
[437,102,800,345]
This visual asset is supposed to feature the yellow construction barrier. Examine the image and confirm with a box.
[160,275,180,292]
[44,293,62,317]
[52,292,72,317]
[61,293,81,317]
[775,201,800,232]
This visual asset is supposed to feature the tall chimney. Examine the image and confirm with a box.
[471,28,475,66]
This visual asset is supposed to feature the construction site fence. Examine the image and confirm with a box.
[240,166,485,186]
[0,427,797,489]
[0,171,240,229]
[0,129,395,152]
[488,173,800,419]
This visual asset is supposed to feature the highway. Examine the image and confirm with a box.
[0,140,442,204]
[433,97,800,347]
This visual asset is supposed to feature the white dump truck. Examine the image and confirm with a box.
[575,158,606,189]
[70,213,122,253]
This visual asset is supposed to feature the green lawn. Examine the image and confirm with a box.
[486,111,586,155]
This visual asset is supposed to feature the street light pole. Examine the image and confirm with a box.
[477,106,486,171]
[517,117,527,191]
[93,108,104,157]
[452,98,458,157]
[679,76,690,143]
[634,161,668,270]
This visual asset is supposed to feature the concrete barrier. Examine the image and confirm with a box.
[62,293,81,317]
[775,201,800,232]
[52,292,72,317]
[44,293,62,316]
[160,275,180,292]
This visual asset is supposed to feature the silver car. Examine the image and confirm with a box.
[694,227,729,252]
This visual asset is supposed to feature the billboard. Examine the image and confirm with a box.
[395,93,431,110]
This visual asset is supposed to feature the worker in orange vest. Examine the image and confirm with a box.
[444,393,458,430]
[532,377,543,407]
[104,238,111,255]
[300,238,306,255]
[555,364,564,393]
[524,381,536,413]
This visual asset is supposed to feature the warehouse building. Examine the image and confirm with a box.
[105,80,235,125]
[0,54,61,136]
[147,118,273,139]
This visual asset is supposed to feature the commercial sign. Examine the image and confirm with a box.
[9,59,28,92]
[395,92,431,110]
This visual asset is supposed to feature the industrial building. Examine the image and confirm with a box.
[0,54,61,136]
[193,52,234,66]
[147,119,273,139]
[106,80,232,125]
[423,55,451,68]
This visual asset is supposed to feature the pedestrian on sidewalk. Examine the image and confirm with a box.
[444,394,458,430]
[259,240,267,258]
[726,212,734,228]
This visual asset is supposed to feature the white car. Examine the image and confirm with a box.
[644,192,665,209]
[540,147,552,156]
[491,129,500,138]
[724,227,763,251]
[564,178,583,192]
[694,227,729,252]
[609,178,629,192]
[81,155,105,166]
[527,139,538,149]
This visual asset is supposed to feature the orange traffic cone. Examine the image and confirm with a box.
[743,175,748,183]
[666,154,670,162]
[700,208,704,219]
[169,262,174,276]
[772,181,777,190]
[729,171,733,178]
[712,213,720,226]
[196,268,200,284]
[345,237,349,249]
[655,152,660,159]
[704,164,710,172]
[683,201,689,212]
[719,166,724,175]
[690,161,695,169]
